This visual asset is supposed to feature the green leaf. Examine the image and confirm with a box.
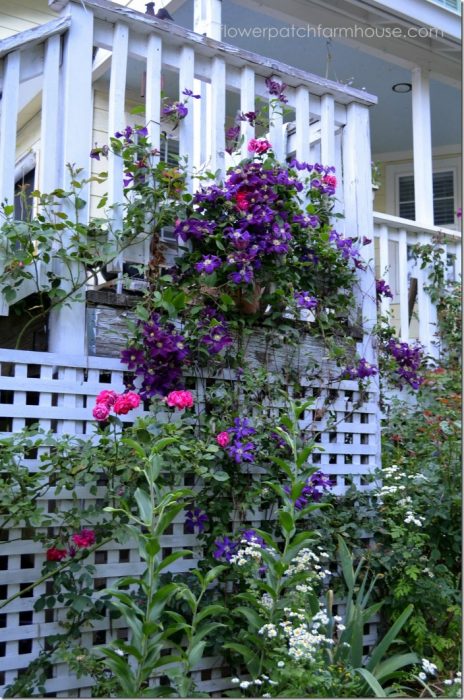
[355,668,387,697]
[212,470,230,482]
[188,640,206,668]
[156,550,191,574]
[278,510,295,537]
[222,642,257,663]
[195,604,227,624]
[204,565,227,586]
[71,595,92,612]
[337,535,355,590]
[373,652,420,682]
[234,606,264,630]
[121,438,146,458]
[134,487,153,525]
[367,605,414,672]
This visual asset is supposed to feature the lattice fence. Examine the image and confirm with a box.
[0,345,380,697]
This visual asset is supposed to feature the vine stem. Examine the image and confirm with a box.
[0,537,112,610]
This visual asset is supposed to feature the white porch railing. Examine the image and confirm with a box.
[0,0,378,354]
[373,212,461,355]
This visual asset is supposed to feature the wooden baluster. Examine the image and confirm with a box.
[240,66,255,160]
[397,228,409,341]
[0,50,20,316]
[210,56,226,179]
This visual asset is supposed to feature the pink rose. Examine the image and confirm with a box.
[72,529,96,549]
[216,432,230,448]
[113,395,132,415]
[92,403,110,421]
[322,174,337,189]
[46,546,67,562]
[95,390,118,407]
[165,390,194,410]
[247,138,272,155]
[125,391,141,409]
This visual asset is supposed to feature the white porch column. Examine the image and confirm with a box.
[411,66,434,226]
[193,0,222,39]
[193,0,222,175]
[411,66,438,356]
[48,2,94,355]
[342,102,377,362]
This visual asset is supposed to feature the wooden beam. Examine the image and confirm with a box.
[0,17,69,58]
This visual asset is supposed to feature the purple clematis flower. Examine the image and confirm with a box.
[227,440,256,464]
[182,88,201,99]
[195,255,222,274]
[294,292,318,310]
[185,508,208,533]
[213,536,238,562]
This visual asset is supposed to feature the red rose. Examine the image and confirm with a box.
[72,529,96,549]
[46,547,67,562]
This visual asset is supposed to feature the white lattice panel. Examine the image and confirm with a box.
[0,347,380,696]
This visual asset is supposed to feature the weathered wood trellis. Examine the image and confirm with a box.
[0,340,381,696]
[0,0,383,694]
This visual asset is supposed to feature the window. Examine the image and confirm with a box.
[14,168,35,221]
[398,170,456,226]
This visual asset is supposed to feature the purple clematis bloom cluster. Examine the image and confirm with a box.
[175,219,216,242]
[265,76,288,103]
[294,291,318,310]
[284,471,332,510]
[198,307,233,355]
[114,125,148,142]
[185,507,208,534]
[163,102,188,119]
[121,313,190,398]
[213,529,265,562]
[344,358,378,381]
[385,339,425,390]
[213,536,238,562]
[376,279,394,300]
[329,231,366,270]
[226,417,257,464]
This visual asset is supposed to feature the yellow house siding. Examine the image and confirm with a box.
[0,0,56,40]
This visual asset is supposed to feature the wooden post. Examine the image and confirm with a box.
[193,0,222,39]
[342,102,377,362]
[240,66,255,159]
[48,2,94,355]
[0,50,20,316]
[378,223,391,317]
[268,74,284,162]
[397,228,409,341]
[107,21,129,283]
[294,85,310,164]
[40,36,61,194]
[145,33,162,155]
[417,232,438,356]
[179,45,195,191]
[209,56,226,179]
[320,93,335,166]
[411,66,434,226]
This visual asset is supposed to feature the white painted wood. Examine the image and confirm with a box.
[209,56,226,178]
[417,233,438,356]
[48,3,94,355]
[320,93,335,166]
[0,51,20,209]
[397,228,409,341]
[106,21,129,279]
[0,16,70,58]
[411,66,434,226]
[145,33,162,153]
[40,35,61,194]
[294,85,310,164]
[378,224,391,317]
[0,50,20,316]
[240,66,255,159]
[267,73,285,162]
[193,78,208,172]
[178,45,195,190]
[193,0,222,39]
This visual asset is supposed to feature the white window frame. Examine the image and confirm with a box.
[385,156,461,230]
